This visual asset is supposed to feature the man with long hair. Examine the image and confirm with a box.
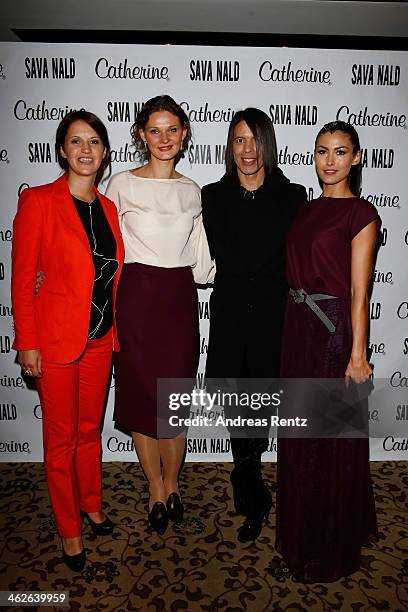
[202,108,306,542]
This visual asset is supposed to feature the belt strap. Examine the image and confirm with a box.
[289,288,337,333]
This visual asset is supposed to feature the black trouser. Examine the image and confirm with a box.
[206,294,284,517]
[230,437,270,517]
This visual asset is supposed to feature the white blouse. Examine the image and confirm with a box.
[105,170,214,284]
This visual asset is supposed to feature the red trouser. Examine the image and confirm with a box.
[36,331,113,537]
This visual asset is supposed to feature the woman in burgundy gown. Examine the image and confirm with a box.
[276,121,380,582]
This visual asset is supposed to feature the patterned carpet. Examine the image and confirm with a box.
[0,461,407,612]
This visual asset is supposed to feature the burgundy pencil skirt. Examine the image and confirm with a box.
[113,262,199,438]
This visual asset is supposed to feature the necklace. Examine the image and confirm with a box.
[72,194,97,205]
[242,187,257,200]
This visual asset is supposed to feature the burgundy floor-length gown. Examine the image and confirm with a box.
[276,196,380,583]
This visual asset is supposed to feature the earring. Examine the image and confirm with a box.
[143,141,148,151]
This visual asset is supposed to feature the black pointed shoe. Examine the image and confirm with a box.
[84,513,114,536]
[62,547,86,572]
[166,492,184,524]
[148,501,168,535]
[237,490,272,543]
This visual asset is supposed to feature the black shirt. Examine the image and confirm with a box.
[202,168,307,306]
[201,168,307,377]
[72,196,119,339]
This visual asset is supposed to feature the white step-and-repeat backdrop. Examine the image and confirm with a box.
[0,42,407,462]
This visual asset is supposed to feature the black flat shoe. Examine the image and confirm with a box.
[166,492,184,524]
[148,501,168,535]
[62,547,86,572]
[84,513,114,536]
[237,491,272,543]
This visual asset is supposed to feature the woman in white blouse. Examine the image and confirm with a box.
[106,95,213,535]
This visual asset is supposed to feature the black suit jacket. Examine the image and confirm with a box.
[202,168,307,378]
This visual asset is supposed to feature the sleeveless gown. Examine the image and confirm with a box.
[276,196,380,582]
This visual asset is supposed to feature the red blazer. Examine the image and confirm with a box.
[11,174,125,364]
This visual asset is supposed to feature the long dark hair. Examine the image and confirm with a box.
[225,108,278,181]
[55,110,111,185]
[130,95,192,165]
[315,120,362,196]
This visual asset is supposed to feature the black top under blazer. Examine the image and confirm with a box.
[202,168,307,378]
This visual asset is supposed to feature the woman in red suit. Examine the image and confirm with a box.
[11,110,124,572]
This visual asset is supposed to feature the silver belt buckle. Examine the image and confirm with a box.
[291,288,306,304]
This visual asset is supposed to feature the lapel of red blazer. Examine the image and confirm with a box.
[93,186,122,255]
[93,184,125,268]
[51,173,91,252]
[50,173,124,269]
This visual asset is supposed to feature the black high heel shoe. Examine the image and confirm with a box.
[166,492,184,524]
[62,544,86,572]
[84,513,114,536]
[237,490,272,543]
[148,501,168,535]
